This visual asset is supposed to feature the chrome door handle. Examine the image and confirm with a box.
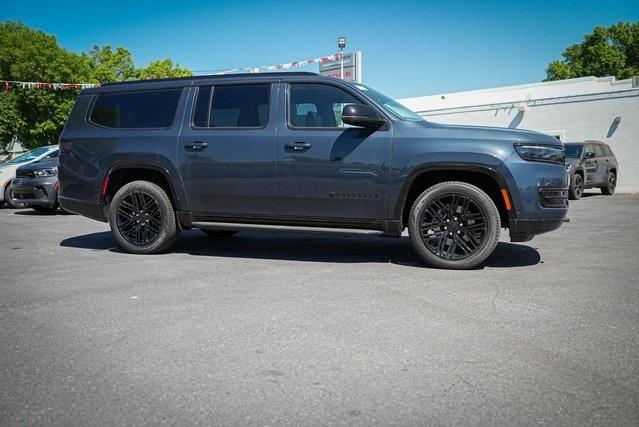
[284,142,312,151]
[186,141,208,150]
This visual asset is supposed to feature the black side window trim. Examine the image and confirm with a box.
[190,83,272,130]
[86,88,183,130]
[285,82,389,131]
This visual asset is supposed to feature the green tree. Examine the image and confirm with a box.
[0,21,93,149]
[545,21,639,81]
[0,22,193,151]
[136,58,192,79]
[87,45,137,83]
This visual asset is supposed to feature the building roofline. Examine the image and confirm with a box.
[401,75,636,103]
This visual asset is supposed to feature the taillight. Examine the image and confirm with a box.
[100,174,110,197]
[58,139,74,151]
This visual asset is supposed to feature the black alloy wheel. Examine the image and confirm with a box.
[419,193,487,261]
[108,180,179,254]
[408,181,500,269]
[115,191,162,246]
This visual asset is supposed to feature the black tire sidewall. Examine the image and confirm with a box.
[569,174,583,200]
[602,172,616,195]
[408,182,501,269]
[4,182,25,209]
[108,181,178,254]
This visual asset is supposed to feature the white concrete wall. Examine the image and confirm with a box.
[399,76,639,193]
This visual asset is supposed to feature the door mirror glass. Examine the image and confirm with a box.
[584,151,595,159]
[341,104,386,129]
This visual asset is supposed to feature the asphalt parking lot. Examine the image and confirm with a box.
[1,192,638,425]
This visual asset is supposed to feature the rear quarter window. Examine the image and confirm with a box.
[603,145,614,157]
[90,89,182,128]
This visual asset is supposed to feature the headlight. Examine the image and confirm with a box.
[514,143,565,165]
[33,168,57,177]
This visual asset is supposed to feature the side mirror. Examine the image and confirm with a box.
[584,151,595,159]
[341,104,386,129]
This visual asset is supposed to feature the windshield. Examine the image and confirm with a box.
[4,146,53,165]
[352,84,425,122]
[564,144,583,158]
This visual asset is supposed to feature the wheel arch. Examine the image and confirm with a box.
[103,165,182,212]
[395,164,515,229]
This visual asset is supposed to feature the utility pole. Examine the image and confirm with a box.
[338,36,346,79]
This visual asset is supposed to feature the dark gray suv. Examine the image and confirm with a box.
[58,72,569,269]
[564,141,618,200]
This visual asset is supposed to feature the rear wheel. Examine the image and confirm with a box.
[408,181,501,270]
[108,180,179,254]
[199,229,239,238]
[4,182,26,209]
[569,173,584,200]
[601,172,616,195]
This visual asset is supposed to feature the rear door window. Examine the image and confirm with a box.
[90,89,182,128]
[192,84,270,128]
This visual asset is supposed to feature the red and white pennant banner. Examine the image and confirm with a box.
[2,52,345,89]
[212,53,342,74]
[1,80,101,91]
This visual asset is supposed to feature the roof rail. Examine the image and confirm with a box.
[99,71,319,87]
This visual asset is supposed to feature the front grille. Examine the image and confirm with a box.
[14,192,36,199]
[539,188,569,208]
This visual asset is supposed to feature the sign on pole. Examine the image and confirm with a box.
[319,51,362,82]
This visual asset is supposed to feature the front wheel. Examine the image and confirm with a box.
[408,181,501,270]
[108,180,179,254]
[601,172,616,195]
[4,182,26,209]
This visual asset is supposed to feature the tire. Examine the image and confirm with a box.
[30,205,58,214]
[601,172,616,195]
[569,173,584,200]
[4,182,26,209]
[108,180,179,254]
[408,181,501,270]
[199,229,239,238]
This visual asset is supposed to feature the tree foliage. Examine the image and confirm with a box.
[0,21,192,149]
[137,59,192,80]
[545,21,639,81]
[86,45,137,83]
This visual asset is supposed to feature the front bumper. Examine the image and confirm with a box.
[509,217,569,242]
[11,176,58,207]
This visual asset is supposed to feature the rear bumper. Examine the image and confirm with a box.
[11,177,58,207]
[59,196,106,222]
[509,217,569,242]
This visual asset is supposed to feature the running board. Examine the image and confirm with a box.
[192,221,385,236]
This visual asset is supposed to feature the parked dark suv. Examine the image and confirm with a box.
[58,72,568,269]
[564,141,618,200]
